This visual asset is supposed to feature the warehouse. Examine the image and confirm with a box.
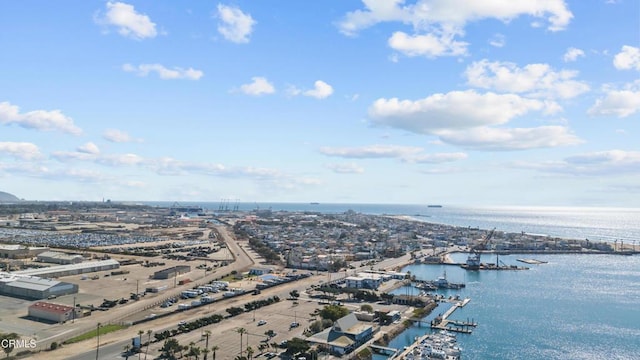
[36,251,84,265]
[152,265,191,279]
[0,244,49,259]
[28,301,82,323]
[0,274,78,300]
[11,259,120,278]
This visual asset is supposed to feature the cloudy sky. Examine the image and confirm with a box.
[1,1,639,206]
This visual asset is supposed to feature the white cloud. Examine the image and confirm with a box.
[369,90,547,134]
[103,129,141,143]
[319,144,468,163]
[388,30,468,58]
[122,63,204,80]
[97,153,145,167]
[239,77,275,96]
[563,47,585,62]
[96,1,157,40]
[338,0,572,58]
[0,142,42,160]
[613,45,640,71]
[406,152,468,163]
[488,33,505,48]
[304,81,334,99]
[320,144,424,159]
[588,82,640,118]
[326,163,365,174]
[51,150,97,162]
[339,0,572,34]
[439,126,583,150]
[516,150,640,176]
[217,4,256,43]
[77,142,100,155]
[464,60,590,99]
[0,101,82,135]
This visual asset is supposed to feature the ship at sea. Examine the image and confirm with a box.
[427,205,443,208]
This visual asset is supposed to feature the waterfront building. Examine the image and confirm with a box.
[307,313,374,355]
[345,272,385,289]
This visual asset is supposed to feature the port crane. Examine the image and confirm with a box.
[465,227,496,270]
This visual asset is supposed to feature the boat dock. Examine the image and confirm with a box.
[430,298,476,334]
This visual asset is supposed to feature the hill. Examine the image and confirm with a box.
[0,191,21,202]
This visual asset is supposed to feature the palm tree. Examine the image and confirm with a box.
[145,329,153,360]
[202,348,210,360]
[138,330,144,359]
[211,345,219,360]
[187,342,201,360]
[203,330,212,360]
[246,346,254,360]
[237,328,247,355]
[123,344,131,360]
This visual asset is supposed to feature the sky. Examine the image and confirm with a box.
[0,1,639,207]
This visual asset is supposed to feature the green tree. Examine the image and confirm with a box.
[285,337,310,355]
[145,329,153,360]
[211,345,219,360]
[246,346,254,360]
[319,304,349,322]
[203,330,212,360]
[360,304,374,313]
[160,338,181,360]
[237,328,247,356]
[138,330,144,359]
[0,332,20,358]
[289,290,300,299]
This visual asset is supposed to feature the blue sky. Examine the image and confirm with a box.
[1,1,639,206]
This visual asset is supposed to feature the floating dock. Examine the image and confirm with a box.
[430,298,476,334]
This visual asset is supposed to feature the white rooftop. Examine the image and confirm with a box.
[11,259,119,276]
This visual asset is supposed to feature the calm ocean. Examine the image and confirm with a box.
[148,202,640,359]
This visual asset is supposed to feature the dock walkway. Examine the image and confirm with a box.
[430,298,476,334]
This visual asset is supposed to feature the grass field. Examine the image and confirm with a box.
[64,324,128,344]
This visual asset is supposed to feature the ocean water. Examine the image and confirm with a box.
[389,254,640,360]
[150,201,640,359]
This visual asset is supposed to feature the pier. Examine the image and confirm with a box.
[370,344,400,358]
[430,298,476,334]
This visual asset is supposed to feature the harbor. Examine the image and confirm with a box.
[429,298,475,334]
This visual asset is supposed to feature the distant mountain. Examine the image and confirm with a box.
[0,191,21,202]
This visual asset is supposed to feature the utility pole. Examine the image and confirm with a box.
[72,296,76,323]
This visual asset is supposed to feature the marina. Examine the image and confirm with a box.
[399,330,462,360]
[429,298,475,334]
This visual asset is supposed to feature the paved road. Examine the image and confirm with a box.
[31,225,255,359]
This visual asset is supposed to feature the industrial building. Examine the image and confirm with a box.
[11,259,120,278]
[0,273,78,300]
[36,251,84,265]
[151,265,191,279]
[28,301,82,323]
[0,244,49,259]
